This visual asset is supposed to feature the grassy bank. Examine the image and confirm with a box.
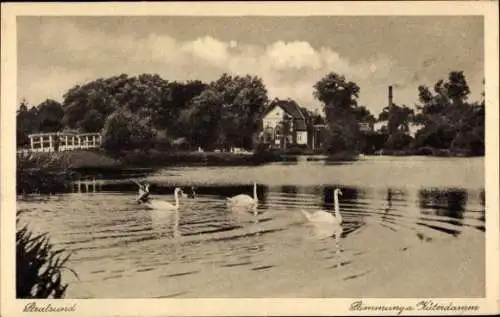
[17,150,121,170]
[17,148,361,172]
[370,146,482,157]
[16,150,121,194]
[118,149,298,167]
[16,149,294,194]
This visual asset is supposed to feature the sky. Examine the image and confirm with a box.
[17,16,484,115]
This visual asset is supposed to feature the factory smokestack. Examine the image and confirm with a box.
[388,85,393,108]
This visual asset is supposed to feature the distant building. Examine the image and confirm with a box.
[27,131,102,152]
[359,122,375,133]
[261,100,308,149]
[311,124,329,150]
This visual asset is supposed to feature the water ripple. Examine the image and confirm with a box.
[17,179,485,298]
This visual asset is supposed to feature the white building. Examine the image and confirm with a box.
[261,100,308,149]
[27,131,102,152]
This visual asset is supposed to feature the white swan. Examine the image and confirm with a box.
[134,181,186,211]
[226,182,258,207]
[302,188,343,225]
[144,187,187,211]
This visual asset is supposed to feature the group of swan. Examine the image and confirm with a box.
[134,180,344,226]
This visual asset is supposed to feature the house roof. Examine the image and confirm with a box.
[263,100,306,121]
[294,119,307,130]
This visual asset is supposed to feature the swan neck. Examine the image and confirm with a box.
[253,183,257,200]
[334,192,340,216]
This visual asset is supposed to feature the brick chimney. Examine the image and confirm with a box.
[388,85,393,108]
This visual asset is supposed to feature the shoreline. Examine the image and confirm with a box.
[16,149,483,170]
[16,149,484,195]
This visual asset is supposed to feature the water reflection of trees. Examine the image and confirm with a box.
[418,188,467,220]
[281,185,298,195]
[479,189,485,222]
[381,188,394,222]
[322,185,360,208]
[259,185,270,206]
[382,188,407,213]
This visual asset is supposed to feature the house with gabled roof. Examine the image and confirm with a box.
[260,99,308,149]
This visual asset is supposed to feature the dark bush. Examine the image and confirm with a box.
[285,146,315,155]
[17,212,77,298]
[415,146,435,156]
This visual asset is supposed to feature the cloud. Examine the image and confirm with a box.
[18,20,424,113]
[181,36,230,65]
[266,41,322,70]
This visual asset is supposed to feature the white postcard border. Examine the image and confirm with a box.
[1,1,498,316]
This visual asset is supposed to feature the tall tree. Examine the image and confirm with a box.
[313,72,361,153]
[378,104,415,134]
[16,100,38,147]
[101,109,155,154]
[412,70,483,155]
[179,89,225,150]
[37,99,64,133]
[210,73,269,149]
[154,80,207,136]
[62,73,173,133]
[353,105,376,124]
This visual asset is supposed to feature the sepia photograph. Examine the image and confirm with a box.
[1,1,499,316]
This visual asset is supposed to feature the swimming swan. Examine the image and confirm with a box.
[134,181,186,211]
[226,182,258,207]
[144,187,187,210]
[302,188,343,225]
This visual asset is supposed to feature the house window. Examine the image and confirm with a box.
[274,126,282,145]
[296,131,307,145]
[274,126,281,138]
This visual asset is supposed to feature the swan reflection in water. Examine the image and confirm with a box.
[149,209,181,239]
[308,222,343,241]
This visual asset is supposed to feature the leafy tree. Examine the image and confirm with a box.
[179,89,225,150]
[16,100,38,147]
[354,105,376,125]
[62,76,120,131]
[313,72,360,110]
[412,70,483,155]
[376,103,415,150]
[209,73,269,149]
[79,108,105,133]
[101,110,155,154]
[378,104,415,135]
[62,73,172,133]
[37,99,64,133]
[313,72,361,153]
[155,80,207,136]
[300,107,325,126]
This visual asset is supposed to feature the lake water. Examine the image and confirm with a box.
[17,156,485,298]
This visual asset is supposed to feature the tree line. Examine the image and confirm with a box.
[17,70,484,156]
